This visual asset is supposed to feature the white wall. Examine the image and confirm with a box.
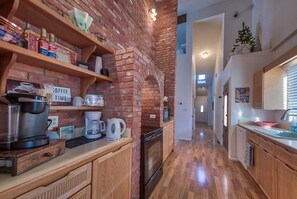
[207,84,214,126]
[187,0,253,67]
[252,0,297,57]
[175,53,193,140]
[223,51,275,158]
[214,31,224,143]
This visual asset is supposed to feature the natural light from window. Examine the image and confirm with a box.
[198,74,206,84]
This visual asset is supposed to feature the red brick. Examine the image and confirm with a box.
[8,69,28,79]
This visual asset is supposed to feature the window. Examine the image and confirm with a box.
[288,65,297,108]
[198,74,206,80]
[198,74,206,84]
[200,105,204,113]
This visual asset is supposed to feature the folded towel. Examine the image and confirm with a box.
[245,143,254,167]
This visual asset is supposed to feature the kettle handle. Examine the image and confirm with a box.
[100,121,106,132]
[119,119,126,135]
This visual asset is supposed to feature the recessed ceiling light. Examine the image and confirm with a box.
[201,51,209,59]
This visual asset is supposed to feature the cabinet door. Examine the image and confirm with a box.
[69,185,91,199]
[275,158,297,199]
[247,142,259,182]
[163,125,169,162]
[259,148,274,199]
[168,122,174,152]
[17,163,92,199]
[92,143,132,199]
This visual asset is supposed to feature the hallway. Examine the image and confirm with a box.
[150,123,266,199]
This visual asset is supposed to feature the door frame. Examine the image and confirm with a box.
[223,81,229,152]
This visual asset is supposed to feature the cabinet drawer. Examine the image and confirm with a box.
[247,132,259,144]
[69,185,91,199]
[17,163,92,199]
[274,144,297,171]
[258,136,274,154]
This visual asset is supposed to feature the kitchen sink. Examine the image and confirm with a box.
[276,132,297,139]
[253,128,297,139]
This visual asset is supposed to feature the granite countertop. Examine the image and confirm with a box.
[0,137,132,193]
[238,123,297,152]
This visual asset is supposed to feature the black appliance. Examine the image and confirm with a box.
[163,106,170,122]
[141,126,163,199]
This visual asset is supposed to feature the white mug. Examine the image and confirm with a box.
[73,96,85,106]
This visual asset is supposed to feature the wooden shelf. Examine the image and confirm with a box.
[0,41,112,81]
[50,106,104,111]
[0,0,113,57]
[0,40,113,95]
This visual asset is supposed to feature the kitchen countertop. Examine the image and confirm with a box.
[0,137,132,194]
[238,124,297,152]
[162,117,174,127]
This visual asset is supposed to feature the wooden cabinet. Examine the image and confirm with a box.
[17,163,92,199]
[253,66,286,110]
[275,158,297,199]
[259,147,274,199]
[247,141,259,182]
[92,143,132,199]
[163,121,174,162]
[69,185,91,199]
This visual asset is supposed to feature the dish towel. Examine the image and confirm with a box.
[245,143,254,167]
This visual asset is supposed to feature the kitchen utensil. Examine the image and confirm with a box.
[73,96,85,106]
[0,104,20,150]
[106,118,126,141]
[84,94,103,106]
[84,111,105,139]
[4,93,50,149]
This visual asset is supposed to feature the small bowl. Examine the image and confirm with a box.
[255,121,279,128]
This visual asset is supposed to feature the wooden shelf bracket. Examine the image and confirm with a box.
[0,53,17,95]
[81,46,97,63]
[80,77,96,97]
[0,0,19,20]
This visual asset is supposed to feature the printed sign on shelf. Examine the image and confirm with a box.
[52,86,71,102]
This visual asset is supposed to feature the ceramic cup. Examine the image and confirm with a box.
[73,96,85,106]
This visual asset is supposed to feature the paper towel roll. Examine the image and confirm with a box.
[95,56,102,74]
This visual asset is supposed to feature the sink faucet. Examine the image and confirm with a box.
[281,108,297,121]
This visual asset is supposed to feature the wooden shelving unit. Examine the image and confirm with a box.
[0,0,115,100]
[0,40,113,96]
[50,106,104,111]
[0,0,113,61]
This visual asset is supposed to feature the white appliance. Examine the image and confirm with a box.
[106,118,126,141]
[85,111,105,139]
[236,126,247,169]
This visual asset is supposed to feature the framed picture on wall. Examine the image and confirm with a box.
[235,87,250,103]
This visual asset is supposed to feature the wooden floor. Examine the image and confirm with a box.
[150,123,267,199]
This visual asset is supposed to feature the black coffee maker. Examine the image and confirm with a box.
[3,93,50,149]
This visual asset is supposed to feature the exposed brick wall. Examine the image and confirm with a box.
[5,0,175,198]
[97,48,164,198]
[141,76,162,127]
[156,0,177,116]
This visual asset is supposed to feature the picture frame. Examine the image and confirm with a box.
[235,87,250,103]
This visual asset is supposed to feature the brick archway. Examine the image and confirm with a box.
[98,47,164,198]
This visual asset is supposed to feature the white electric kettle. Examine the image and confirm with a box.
[106,118,126,141]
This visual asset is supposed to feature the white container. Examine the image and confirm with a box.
[95,56,102,74]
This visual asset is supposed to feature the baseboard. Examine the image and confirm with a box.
[228,155,238,161]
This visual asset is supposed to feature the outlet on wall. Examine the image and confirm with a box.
[48,116,59,130]
[150,114,156,119]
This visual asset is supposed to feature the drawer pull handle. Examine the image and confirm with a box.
[44,152,53,157]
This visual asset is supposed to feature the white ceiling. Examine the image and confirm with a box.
[193,15,223,87]
[178,0,227,14]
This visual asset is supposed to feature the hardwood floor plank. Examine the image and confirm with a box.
[150,123,267,199]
